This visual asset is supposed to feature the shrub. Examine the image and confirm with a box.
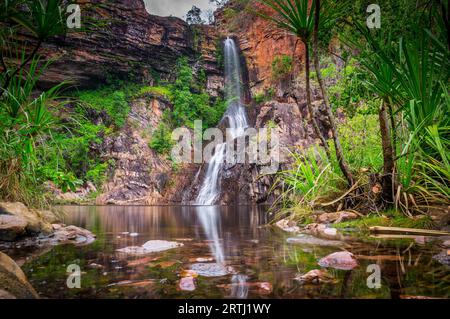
[149,122,174,155]
[271,55,293,80]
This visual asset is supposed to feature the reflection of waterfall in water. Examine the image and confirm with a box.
[231,274,249,299]
[195,38,248,264]
[196,37,248,206]
[196,206,224,263]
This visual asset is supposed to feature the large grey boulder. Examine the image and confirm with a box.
[0,202,56,241]
[0,251,39,299]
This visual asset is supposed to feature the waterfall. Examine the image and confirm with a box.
[194,38,248,265]
[196,37,248,206]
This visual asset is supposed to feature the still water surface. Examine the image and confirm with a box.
[4,206,449,299]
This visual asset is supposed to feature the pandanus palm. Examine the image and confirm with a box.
[1,0,67,90]
[258,0,354,187]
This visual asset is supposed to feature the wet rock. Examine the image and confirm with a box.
[117,240,183,256]
[317,211,359,224]
[295,269,335,284]
[304,223,341,240]
[287,234,346,247]
[0,252,39,299]
[433,250,450,266]
[318,251,359,271]
[190,263,231,277]
[179,277,196,291]
[0,289,16,299]
[50,225,96,246]
[275,219,300,233]
[0,202,54,241]
[0,215,27,241]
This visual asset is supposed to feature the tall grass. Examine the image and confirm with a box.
[0,56,67,207]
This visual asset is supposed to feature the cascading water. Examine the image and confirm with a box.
[196,37,248,206]
[194,38,248,265]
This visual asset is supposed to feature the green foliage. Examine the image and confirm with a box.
[272,147,344,215]
[253,88,275,104]
[39,168,82,193]
[258,0,316,42]
[77,87,131,129]
[0,56,66,206]
[139,86,172,99]
[337,114,382,171]
[351,21,449,205]
[271,55,293,80]
[168,57,227,129]
[149,121,174,155]
[85,163,108,189]
[146,58,227,154]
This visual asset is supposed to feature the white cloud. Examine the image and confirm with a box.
[142,0,218,20]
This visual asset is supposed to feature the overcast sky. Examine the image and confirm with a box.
[142,0,218,20]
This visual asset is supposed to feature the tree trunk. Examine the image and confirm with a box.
[313,0,354,187]
[304,41,331,160]
[379,100,395,204]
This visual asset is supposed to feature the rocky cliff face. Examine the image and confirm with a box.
[37,0,223,96]
[180,0,328,205]
[215,0,305,96]
[31,0,329,205]
[96,93,198,205]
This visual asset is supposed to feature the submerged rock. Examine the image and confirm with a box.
[295,269,336,284]
[50,225,96,245]
[287,234,345,247]
[433,250,450,266]
[318,251,359,271]
[179,277,196,291]
[0,215,27,241]
[304,223,341,240]
[0,252,39,299]
[190,263,231,277]
[117,240,183,256]
[275,219,300,233]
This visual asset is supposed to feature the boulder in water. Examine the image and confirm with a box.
[117,240,183,256]
[318,251,359,270]
[0,202,55,241]
[0,252,39,299]
[190,263,231,277]
[295,269,336,284]
[179,277,196,291]
[317,211,359,224]
[287,234,346,247]
[275,219,300,233]
[433,250,450,266]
